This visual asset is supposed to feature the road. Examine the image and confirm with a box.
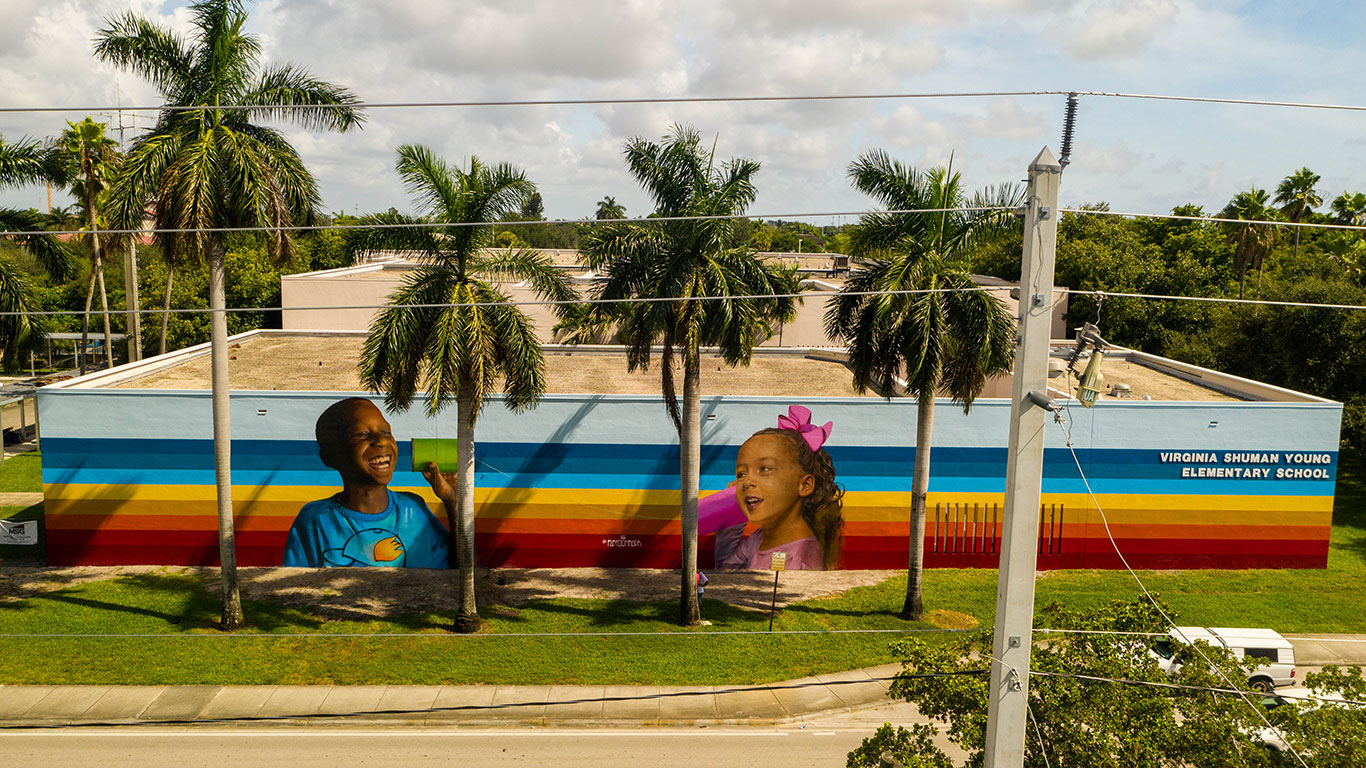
[0,726,886,767]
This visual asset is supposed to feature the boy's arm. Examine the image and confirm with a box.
[421,463,460,567]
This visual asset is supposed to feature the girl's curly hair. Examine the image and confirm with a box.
[750,427,845,569]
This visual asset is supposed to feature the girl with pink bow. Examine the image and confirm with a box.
[710,405,845,570]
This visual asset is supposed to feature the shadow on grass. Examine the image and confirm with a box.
[482,596,762,630]
[2,572,336,634]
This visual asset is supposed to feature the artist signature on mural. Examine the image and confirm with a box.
[602,535,643,548]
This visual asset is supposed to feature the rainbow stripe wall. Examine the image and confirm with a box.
[39,390,1341,569]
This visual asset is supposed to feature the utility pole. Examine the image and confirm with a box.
[983,146,1062,768]
[99,91,149,362]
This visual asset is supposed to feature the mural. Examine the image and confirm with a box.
[702,406,845,571]
[36,389,1343,570]
[280,398,456,568]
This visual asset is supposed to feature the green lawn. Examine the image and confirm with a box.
[0,451,42,493]
[0,465,1361,686]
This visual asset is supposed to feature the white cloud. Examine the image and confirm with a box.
[1064,0,1179,60]
[3,0,1366,225]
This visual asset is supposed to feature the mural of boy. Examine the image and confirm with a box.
[282,398,457,568]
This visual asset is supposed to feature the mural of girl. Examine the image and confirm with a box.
[710,405,845,570]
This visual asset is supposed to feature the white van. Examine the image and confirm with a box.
[1152,627,1296,691]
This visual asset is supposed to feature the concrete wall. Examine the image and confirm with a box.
[281,263,1070,347]
[39,381,1341,570]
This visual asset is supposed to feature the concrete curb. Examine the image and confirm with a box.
[0,664,900,729]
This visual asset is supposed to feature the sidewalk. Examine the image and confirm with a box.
[0,664,900,728]
[1285,634,1366,666]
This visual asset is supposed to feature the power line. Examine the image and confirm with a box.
[0,627,980,640]
[0,285,1000,319]
[5,88,1366,115]
[1063,207,1366,232]
[1031,669,1366,708]
[0,206,1010,238]
[1069,289,1366,312]
[3,282,1364,321]
[9,204,1366,240]
[0,90,1059,114]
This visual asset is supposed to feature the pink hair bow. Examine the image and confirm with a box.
[777,405,833,453]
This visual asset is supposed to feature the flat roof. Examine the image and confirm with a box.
[70,330,1318,403]
[108,333,883,397]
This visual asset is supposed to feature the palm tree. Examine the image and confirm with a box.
[54,118,121,373]
[595,196,626,220]
[96,0,363,629]
[580,125,799,626]
[825,150,1016,621]
[1274,167,1322,259]
[1330,192,1366,225]
[0,135,74,372]
[1219,188,1278,299]
[351,145,577,633]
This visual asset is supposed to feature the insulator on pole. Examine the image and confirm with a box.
[1059,92,1079,169]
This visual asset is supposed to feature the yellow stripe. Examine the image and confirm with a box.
[42,484,1333,528]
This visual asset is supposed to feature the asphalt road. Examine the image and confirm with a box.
[0,726,883,768]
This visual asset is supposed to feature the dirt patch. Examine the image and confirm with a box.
[0,565,900,621]
[926,609,979,629]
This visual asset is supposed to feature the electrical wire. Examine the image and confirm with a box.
[6,88,1366,114]
[1062,206,1366,232]
[1031,670,1366,708]
[1067,289,1366,312]
[0,627,982,640]
[3,281,1361,322]
[1051,407,1313,768]
[0,669,991,731]
[1026,694,1053,768]
[0,206,1011,238]
[0,90,1065,114]
[12,203,1366,239]
[0,285,999,318]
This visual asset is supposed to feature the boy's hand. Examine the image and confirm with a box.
[422,462,459,499]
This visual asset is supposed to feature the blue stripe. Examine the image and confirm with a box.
[40,438,1337,496]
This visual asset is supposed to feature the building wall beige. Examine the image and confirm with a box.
[281,253,1069,347]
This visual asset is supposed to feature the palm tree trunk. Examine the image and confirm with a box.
[78,258,97,375]
[94,247,114,368]
[159,262,174,356]
[679,348,702,627]
[209,238,244,630]
[453,382,481,633]
[900,393,935,621]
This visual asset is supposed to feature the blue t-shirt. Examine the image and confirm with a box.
[282,490,450,568]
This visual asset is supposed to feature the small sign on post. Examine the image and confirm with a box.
[0,519,38,546]
[767,551,787,631]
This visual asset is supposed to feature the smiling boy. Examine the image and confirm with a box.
[281,398,457,568]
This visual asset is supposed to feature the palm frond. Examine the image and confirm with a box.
[242,64,364,132]
[344,211,441,263]
[93,11,194,98]
[0,208,74,281]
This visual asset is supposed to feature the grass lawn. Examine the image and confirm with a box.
[0,451,42,493]
[0,466,1361,686]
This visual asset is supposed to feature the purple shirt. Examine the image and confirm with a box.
[715,525,826,570]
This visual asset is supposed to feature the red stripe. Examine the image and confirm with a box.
[45,530,1330,570]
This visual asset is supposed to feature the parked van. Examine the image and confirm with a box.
[1152,627,1296,691]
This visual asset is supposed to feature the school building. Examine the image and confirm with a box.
[35,328,1342,570]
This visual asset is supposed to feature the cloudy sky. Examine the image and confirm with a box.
[3,0,1364,224]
